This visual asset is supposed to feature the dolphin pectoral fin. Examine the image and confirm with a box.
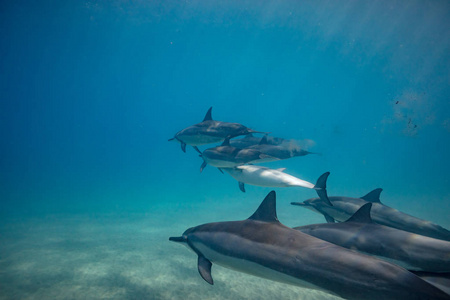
[168,138,175,141]
[198,255,214,285]
[324,214,335,223]
[239,182,246,193]
[314,172,332,206]
[200,161,207,173]
[361,188,383,203]
[218,168,224,174]
[181,143,187,153]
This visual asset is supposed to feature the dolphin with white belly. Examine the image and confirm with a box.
[291,188,450,241]
[169,107,265,152]
[294,203,450,272]
[222,165,331,205]
[169,191,450,300]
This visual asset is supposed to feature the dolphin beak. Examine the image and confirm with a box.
[291,202,308,207]
[169,236,187,243]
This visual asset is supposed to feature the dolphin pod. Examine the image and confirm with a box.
[170,191,450,300]
[294,203,450,272]
[169,107,450,299]
[291,188,450,241]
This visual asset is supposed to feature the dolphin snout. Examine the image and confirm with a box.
[169,236,187,243]
[291,202,308,207]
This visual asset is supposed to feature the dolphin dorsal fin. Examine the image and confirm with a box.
[259,135,269,145]
[203,107,213,122]
[221,137,230,146]
[345,203,373,223]
[248,191,279,223]
[361,188,383,203]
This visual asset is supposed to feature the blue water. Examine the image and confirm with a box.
[1,1,449,299]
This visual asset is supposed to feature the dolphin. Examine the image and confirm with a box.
[169,107,265,152]
[291,188,450,241]
[169,191,450,300]
[294,203,450,272]
[229,134,286,148]
[245,135,316,160]
[197,138,279,172]
[222,165,331,206]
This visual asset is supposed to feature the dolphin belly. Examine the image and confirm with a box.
[193,241,327,293]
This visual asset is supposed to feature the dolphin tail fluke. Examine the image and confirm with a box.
[239,182,246,193]
[314,172,332,206]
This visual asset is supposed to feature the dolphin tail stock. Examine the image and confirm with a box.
[314,172,332,206]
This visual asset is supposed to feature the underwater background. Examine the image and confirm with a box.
[1,1,449,299]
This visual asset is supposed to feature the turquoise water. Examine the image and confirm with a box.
[1,1,449,299]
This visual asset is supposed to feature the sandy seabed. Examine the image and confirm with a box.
[0,212,341,300]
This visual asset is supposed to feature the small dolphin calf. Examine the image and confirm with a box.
[222,165,331,205]
[291,188,450,241]
[197,139,278,172]
[294,203,450,272]
[169,107,265,152]
[169,191,450,300]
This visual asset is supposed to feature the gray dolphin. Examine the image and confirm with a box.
[229,134,286,148]
[294,203,450,272]
[169,107,265,152]
[245,135,316,160]
[291,188,450,241]
[197,138,279,172]
[169,191,450,300]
